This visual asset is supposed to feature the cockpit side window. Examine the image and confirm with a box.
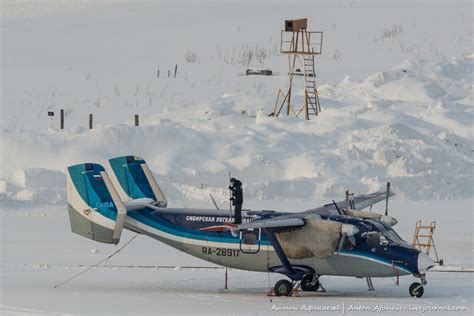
[362,231,391,247]
[364,231,380,247]
[383,228,408,246]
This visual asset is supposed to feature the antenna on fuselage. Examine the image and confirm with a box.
[209,193,220,210]
[385,182,391,216]
[332,200,343,215]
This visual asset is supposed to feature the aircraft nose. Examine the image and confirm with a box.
[417,253,435,274]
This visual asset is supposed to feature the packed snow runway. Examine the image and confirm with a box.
[1,200,473,315]
[1,266,472,315]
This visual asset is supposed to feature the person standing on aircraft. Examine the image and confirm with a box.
[229,178,243,224]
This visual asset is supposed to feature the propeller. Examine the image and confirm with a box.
[338,224,359,252]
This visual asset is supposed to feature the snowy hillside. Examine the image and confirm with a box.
[1,1,473,206]
[1,1,473,315]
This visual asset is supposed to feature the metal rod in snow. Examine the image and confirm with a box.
[60,109,64,129]
[174,64,178,78]
[134,114,139,126]
[224,266,228,289]
[89,114,93,129]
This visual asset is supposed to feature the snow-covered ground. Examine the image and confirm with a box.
[0,200,473,315]
[1,0,473,315]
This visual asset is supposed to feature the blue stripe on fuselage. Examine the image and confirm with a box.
[125,208,273,245]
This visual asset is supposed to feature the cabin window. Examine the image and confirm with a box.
[242,231,258,245]
[239,228,261,254]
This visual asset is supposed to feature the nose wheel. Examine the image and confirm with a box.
[409,275,427,298]
[409,282,424,297]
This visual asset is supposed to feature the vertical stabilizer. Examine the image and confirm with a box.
[108,156,167,207]
[66,163,127,244]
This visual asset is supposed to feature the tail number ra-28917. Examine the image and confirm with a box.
[202,247,240,257]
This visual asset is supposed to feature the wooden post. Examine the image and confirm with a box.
[134,114,139,126]
[157,69,160,78]
[168,69,170,78]
[174,64,178,78]
[89,114,93,129]
[60,109,64,129]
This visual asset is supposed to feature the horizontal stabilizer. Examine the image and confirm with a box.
[123,197,155,211]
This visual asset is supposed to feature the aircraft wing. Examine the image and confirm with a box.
[201,189,394,232]
[345,190,393,211]
[237,189,395,225]
[307,189,394,216]
[238,218,304,230]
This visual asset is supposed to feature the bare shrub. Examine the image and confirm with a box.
[255,46,268,65]
[221,45,273,66]
[185,50,199,63]
[240,46,254,66]
[379,24,404,41]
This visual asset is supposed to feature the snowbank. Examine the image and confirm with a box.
[1,2,472,206]
[0,168,66,206]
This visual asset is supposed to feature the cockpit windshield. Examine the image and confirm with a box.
[366,220,409,246]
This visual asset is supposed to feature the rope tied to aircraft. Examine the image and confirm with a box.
[53,233,139,288]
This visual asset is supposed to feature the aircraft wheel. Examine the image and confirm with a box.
[274,279,293,296]
[301,274,320,292]
[409,282,424,298]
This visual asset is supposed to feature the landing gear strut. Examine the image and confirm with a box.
[272,275,324,296]
[409,275,427,298]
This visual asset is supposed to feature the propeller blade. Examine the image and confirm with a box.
[348,235,357,246]
[338,233,346,253]
[338,224,359,252]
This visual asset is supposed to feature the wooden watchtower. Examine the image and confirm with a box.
[273,19,323,120]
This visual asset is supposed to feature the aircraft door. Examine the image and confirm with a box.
[239,228,261,254]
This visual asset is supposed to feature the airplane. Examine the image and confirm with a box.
[66,155,435,297]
